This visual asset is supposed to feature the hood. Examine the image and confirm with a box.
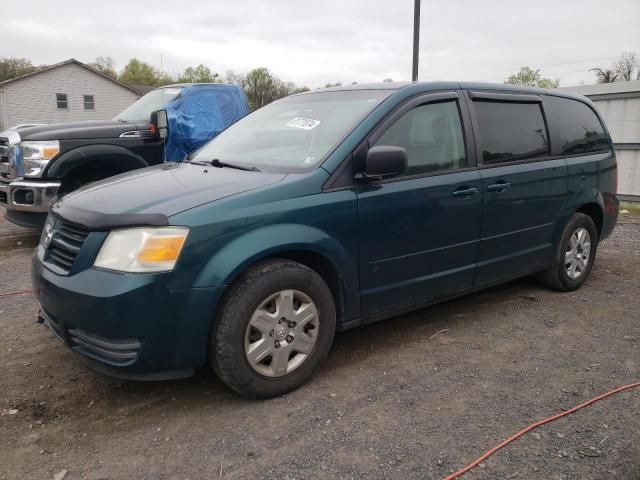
[16,119,149,141]
[51,162,286,229]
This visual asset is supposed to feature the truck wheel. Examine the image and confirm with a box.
[537,213,598,291]
[211,259,336,399]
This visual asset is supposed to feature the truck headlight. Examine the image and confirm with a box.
[20,141,60,177]
[94,227,189,273]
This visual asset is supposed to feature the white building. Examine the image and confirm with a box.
[558,80,640,202]
[0,59,141,130]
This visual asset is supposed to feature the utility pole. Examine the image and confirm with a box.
[412,0,421,81]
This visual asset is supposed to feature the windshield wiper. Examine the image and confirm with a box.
[183,159,210,166]
[209,158,260,172]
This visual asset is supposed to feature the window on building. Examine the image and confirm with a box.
[373,100,467,176]
[542,96,609,156]
[56,93,68,109]
[473,100,549,164]
[83,95,95,111]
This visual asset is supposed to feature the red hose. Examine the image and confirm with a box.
[0,288,32,298]
[444,380,640,479]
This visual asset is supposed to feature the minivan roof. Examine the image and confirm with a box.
[307,81,590,102]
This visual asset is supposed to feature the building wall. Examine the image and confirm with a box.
[594,97,640,145]
[0,63,139,130]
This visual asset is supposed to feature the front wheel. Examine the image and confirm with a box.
[211,259,336,399]
[537,213,599,291]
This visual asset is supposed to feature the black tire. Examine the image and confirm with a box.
[211,259,336,399]
[537,213,599,291]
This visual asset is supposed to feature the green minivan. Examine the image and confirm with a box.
[32,82,618,398]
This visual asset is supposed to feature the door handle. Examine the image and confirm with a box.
[487,182,511,192]
[451,187,479,197]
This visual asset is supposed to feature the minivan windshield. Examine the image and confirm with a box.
[116,87,183,123]
[191,90,392,172]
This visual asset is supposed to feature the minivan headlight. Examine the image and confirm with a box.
[94,227,189,273]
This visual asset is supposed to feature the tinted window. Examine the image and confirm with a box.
[374,100,466,176]
[474,101,549,164]
[543,96,609,155]
[56,93,68,109]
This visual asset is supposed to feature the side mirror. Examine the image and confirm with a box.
[149,109,169,139]
[362,145,407,181]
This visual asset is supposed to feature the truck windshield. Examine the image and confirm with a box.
[191,90,392,172]
[116,87,183,123]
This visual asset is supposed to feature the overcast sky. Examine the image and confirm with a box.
[5,0,639,87]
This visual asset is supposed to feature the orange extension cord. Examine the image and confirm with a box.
[444,381,640,479]
[0,288,32,298]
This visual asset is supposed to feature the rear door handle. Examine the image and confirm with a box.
[487,182,511,192]
[451,186,479,197]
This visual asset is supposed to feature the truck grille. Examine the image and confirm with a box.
[45,221,90,272]
[0,138,9,181]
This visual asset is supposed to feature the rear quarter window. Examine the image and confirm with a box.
[542,96,610,156]
[473,100,550,164]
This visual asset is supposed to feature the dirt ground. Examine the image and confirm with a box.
[1,215,639,480]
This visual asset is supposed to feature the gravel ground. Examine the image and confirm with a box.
[1,216,639,480]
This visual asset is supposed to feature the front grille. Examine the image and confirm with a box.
[45,221,89,272]
[68,328,141,366]
[0,137,9,180]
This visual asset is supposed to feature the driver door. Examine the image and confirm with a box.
[357,92,482,316]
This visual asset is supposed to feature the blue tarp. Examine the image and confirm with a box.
[163,84,249,162]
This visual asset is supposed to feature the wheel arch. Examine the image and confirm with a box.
[576,202,603,238]
[186,223,360,330]
[45,144,149,180]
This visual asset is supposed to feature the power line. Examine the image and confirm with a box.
[420,56,618,80]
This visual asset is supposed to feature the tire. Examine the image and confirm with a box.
[211,259,336,399]
[537,213,599,291]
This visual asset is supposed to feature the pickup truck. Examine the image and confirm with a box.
[0,83,249,228]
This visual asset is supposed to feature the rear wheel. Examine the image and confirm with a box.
[211,259,336,399]
[537,213,598,291]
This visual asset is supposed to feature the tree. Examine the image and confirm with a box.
[505,66,559,89]
[291,86,310,94]
[225,70,244,85]
[613,51,639,82]
[590,67,618,84]
[243,67,276,110]
[324,82,342,88]
[178,64,220,83]
[89,56,117,78]
[0,57,37,82]
[119,58,169,86]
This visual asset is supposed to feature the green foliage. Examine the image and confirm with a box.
[178,64,220,83]
[290,86,311,94]
[89,56,117,78]
[0,57,38,82]
[119,58,173,86]
[324,82,342,88]
[505,66,559,89]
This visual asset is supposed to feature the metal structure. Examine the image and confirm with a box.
[412,0,421,81]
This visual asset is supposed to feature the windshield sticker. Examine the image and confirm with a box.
[286,117,321,130]
[302,156,316,164]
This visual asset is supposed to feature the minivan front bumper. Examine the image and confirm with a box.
[31,252,224,380]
